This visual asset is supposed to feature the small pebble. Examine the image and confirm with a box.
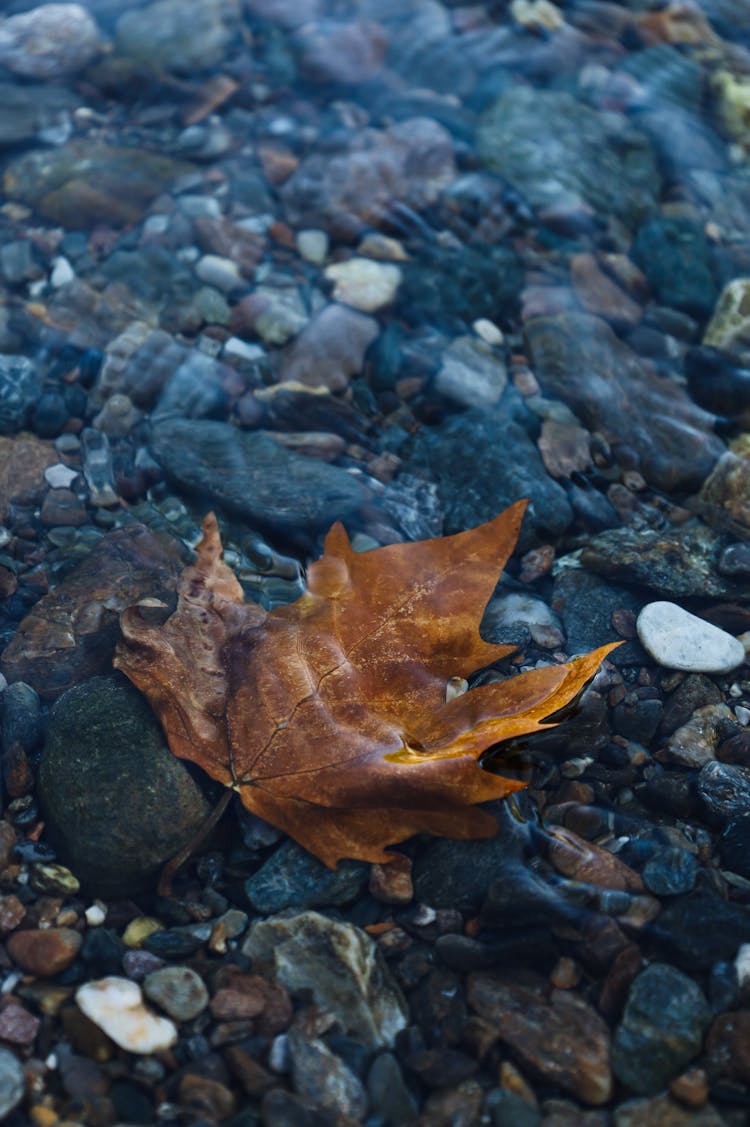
[637,601,745,673]
[296,229,328,264]
[123,916,164,948]
[0,1045,25,1118]
[75,976,178,1054]
[324,258,402,312]
[44,463,78,489]
[85,903,107,927]
[7,926,82,976]
[142,965,209,1022]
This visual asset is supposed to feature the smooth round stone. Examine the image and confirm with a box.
[7,927,82,976]
[0,1046,25,1118]
[143,966,208,1022]
[636,601,745,673]
[642,847,697,896]
[76,977,177,1054]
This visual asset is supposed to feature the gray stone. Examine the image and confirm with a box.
[367,1053,418,1126]
[406,406,572,549]
[632,217,717,318]
[580,523,742,601]
[143,965,209,1022]
[280,303,378,392]
[664,703,738,768]
[0,356,42,434]
[698,760,750,822]
[551,568,646,667]
[4,142,192,228]
[149,419,369,540]
[477,87,660,230]
[642,848,698,897]
[39,675,211,896]
[116,0,235,73]
[245,839,368,914]
[0,3,101,79]
[612,964,711,1095]
[288,1031,367,1120]
[636,601,745,674]
[0,1045,25,1118]
[525,315,722,494]
[434,336,507,409]
[0,81,78,147]
[243,911,408,1048]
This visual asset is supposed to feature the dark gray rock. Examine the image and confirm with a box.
[551,568,646,666]
[0,356,42,434]
[525,315,722,493]
[648,888,750,969]
[367,1053,418,1127]
[1,681,43,755]
[632,217,718,318]
[698,760,750,822]
[39,675,211,896]
[485,1089,541,1127]
[658,675,723,738]
[580,523,741,600]
[477,87,660,230]
[150,419,369,542]
[406,407,572,549]
[244,839,369,914]
[0,81,79,146]
[612,963,711,1094]
[413,816,527,914]
[642,847,698,896]
[720,812,750,879]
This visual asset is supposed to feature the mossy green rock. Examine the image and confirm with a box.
[39,675,211,897]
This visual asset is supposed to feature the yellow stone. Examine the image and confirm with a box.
[122,916,163,948]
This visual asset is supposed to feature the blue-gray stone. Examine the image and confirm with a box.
[245,839,369,914]
[0,356,42,433]
[642,847,698,896]
[612,963,711,1094]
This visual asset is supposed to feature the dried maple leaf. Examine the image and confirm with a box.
[115,501,617,867]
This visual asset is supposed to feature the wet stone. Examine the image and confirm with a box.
[478,87,660,230]
[150,419,370,541]
[642,848,698,897]
[116,0,235,73]
[0,3,101,79]
[244,911,407,1049]
[719,812,750,878]
[0,1046,25,1119]
[1,522,183,698]
[552,569,646,667]
[76,976,178,1053]
[664,704,738,768]
[632,217,718,319]
[0,356,42,434]
[612,964,711,1096]
[406,406,572,548]
[245,840,369,914]
[433,336,507,409]
[468,975,612,1105]
[636,602,745,674]
[0,999,40,1045]
[279,303,378,392]
[698,760,750,822]
[367,1052,418,1125]
[614,1093,726,1127]
[649,889,750,970]
[4,141,192,228]
[288,1031,367,1121]
[7,926,82,976]
[142,965,209,1022]
[580,524,741,601]
[525,315,721,494]
[0,81,79,147]
[39,675,211,897]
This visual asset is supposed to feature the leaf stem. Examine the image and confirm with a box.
[157,786,233,898]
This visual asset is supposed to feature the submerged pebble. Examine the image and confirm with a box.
[76,977,178,1053]
[636,601,745,673]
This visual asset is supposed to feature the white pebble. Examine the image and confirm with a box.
[473,318,504,345]
[50,256,74,288]
[44,463,78,489]
[296,229,328,265]
[85,903,107,927]
[736,943,750,987]
[636,601,746,674]
[736,705,750,726]
[76,977,177,1054]
[324,258,402,312]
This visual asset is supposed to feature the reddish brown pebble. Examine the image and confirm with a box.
[611,609,637,639]
[2,742,34,797]
[519,544,554,583]
[0,894,26,934]
[369,853,413,904]
[670,1067,709,1108]
[0,565,17,597]
[0,998,41,1044]
[0,820,17,870]
[550,956,582,990]
[210,981,266,1022]
[6,926,82,976]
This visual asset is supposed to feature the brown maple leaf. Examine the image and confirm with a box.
[115,501,617,868]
